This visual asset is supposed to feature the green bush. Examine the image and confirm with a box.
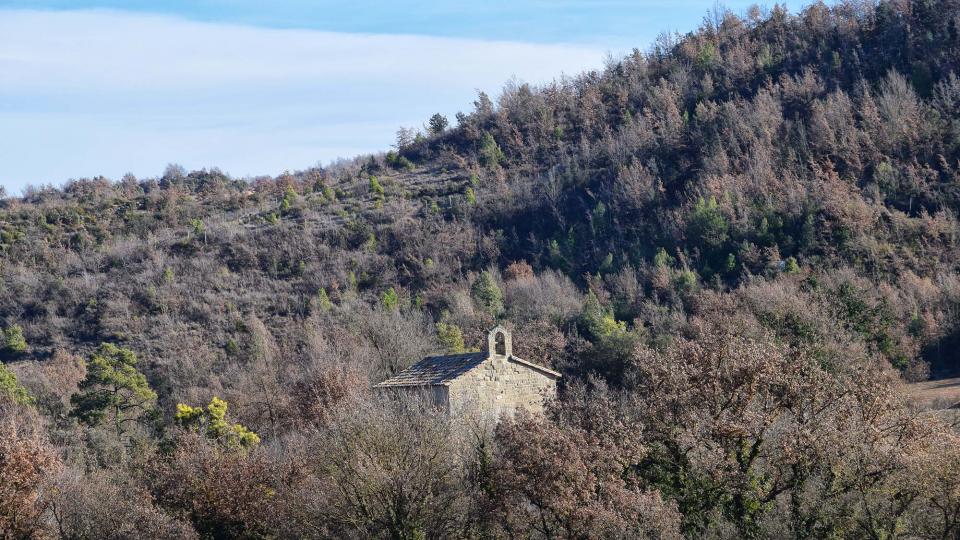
[725,253,737,273]
[369,176,385,198]
[471,271,503,317]
[696,42,719,68]
[3,325,27,356]
[674,269,699,294]
[688,196,728,249]
[580,291,626,340]
[436,322,466,354]
[175,396,260,450]
[654,247,676,268]
[0,362,32,405]
[317,287,334,311]
[281,185,298,212]
[386,151,415,171]
[479,133,505,168]
[599,252,614,273]
[190,218,205,237]
[382,287,400,311]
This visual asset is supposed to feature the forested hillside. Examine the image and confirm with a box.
[4,1,960,538]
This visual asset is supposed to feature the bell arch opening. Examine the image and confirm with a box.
[495,331,507,355]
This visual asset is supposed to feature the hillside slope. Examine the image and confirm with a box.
[3,1,960,537]
[3,2,959,381]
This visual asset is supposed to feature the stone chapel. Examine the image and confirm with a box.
[374,325,560,418]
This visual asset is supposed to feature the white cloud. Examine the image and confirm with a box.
[0,9,607,191]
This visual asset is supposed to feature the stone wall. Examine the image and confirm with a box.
[447,356,557,418]
[379,385,449,410]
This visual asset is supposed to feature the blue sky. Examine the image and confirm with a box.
[0,1,771,193]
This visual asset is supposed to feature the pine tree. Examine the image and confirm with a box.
[479,133,505,168]
[70,343,157,438]
[428,113,449,135]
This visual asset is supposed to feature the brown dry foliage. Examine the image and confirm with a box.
[147,432,295,539]
[493,388,681,539]
[0,401,61,539]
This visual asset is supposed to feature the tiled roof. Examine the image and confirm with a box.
[374,352,487,388]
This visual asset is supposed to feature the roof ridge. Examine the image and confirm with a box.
[508,355,562,378]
